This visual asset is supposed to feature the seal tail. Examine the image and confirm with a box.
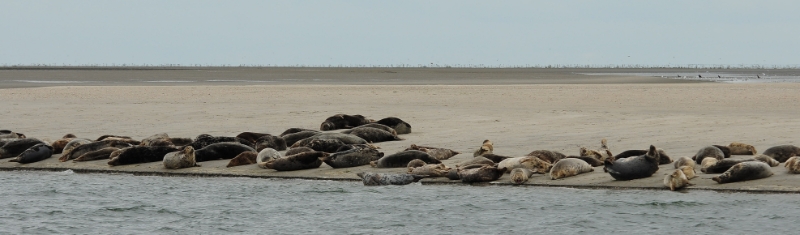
[8,157,19,162]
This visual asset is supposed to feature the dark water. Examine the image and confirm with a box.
[0,170,796,234]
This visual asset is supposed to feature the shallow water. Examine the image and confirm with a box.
[0,170,797,234]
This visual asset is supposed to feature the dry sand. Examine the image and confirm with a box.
[1,68,799,192]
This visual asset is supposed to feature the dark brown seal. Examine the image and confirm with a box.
[261,151,329,171]
[226,151,258,167]
[369,150,441,168]
[762,145,800,163]
[108,146,180,166]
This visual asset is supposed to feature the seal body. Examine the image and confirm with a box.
[701,158,756,173]
[694,146,725,164]
[458,156,495,167]
[405,144,460,160]
[51,134,77,154]
[407,159,427,168]
[61,138,93,157]
[473,140,493,157]
[604,145,660,181]
[280,128,319,137]
[565,156,604,167]
[163,146,200,169]
[194,143,256,162]
[729,142,757,155]
[615,149,672,165]
[188,134,254,150]
[579,138,612,162]
[753,154,780,167]
[357,172,424,186]
[370,150,441,168]
[407,164,450,177]
[253,135,287,151]
[510,168,534,184]
[673,156,696,169]
[712,161,773,184]
[458,165,506,183]
[227,152,258,167]
[347,127,403,143]
[140,133,171,146]
[481,153,513,163]
[527,150,566,164]
[261,151,329,171]
[785,157,800,174]
[73,147,121,162]
[281,131,321,146]
[292,133,368,147]
[320,114,371,131]
[342,123,397,135]
[108,146,180,166]
[549,158,594,180]
[285,147,314,156]
[9,143,53,164]
[498,157,553,174]
[664,168,693,191]
[303,139,347,153]
[235,132,271,143]
[375,117,411,134]
[679,165,697,179]
[59,140,133,162]
[0,138,46,159]
[762,145,800,163]
[323,145,383,168]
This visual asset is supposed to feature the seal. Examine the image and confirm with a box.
[235,132,272,143]
[51,134,77,154]
[226,151,258,167]
[510,168,534,184]
[712,145,732,158]
[679,165,697,179]
[458,165,506,183]
[712,161,773,184]
[481,153,513,163]
[753,154,780,167]
[498,157,553,174]
[59,140,133,162]
[260,151,329,171]
[280,128,319,137]
[526,150,567,164]
[407,159,427,168]
[457,156,495,167]
[614,148,673,165]
[579,139,612,162]
[0,130,24,139]
[345,127,403,143]
[473,140,493,157]
[564,156,604,167]
[291,133,368,147]
[549,158,594,180]
[700,158,718,172]
[408,163,450,177]
[357,172,425,186]
[320,114,371,131]
[785,156,800,174]
[0,138,46,159]
[404,144,460,160]
[253,134,287,151]
[281,131,321,147]
[342,123,397,136]
[108,146,180,166]
[193,142,256,162]
[323,144,384,168]
[762,145,800,163]
[375,117,412,134]
[256,148,282,169]
[9,143,53,164]
[162,146,200,169]
[286,147,314,156]
[673,156,696,169]
[140,133,171,146]
[370,150,441,168]
[693,146,725,164]
[603,145,660,181]
[303,139,346,153]
[663,168,693,191]
[73,147,123,162]
[188,134,254,150]
[60,138,93,157]
[729,142,757,155]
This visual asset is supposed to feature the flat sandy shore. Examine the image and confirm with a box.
[1,68,799,192]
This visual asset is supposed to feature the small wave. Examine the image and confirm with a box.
[60,169,74,175]
[143,80,195,83]
[12,80,90,84]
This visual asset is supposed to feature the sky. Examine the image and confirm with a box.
[1,1,798,67]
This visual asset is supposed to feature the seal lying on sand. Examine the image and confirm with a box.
[370,150,440,168]
[664,168,693,191]
[407,163,450,177]
[253,134,287,151]
[458,165,506,183]
[510,168,534,184]
[565,156,604,167]
[260,151,329,171]
[404,144,460,160]
[108,146,180,166]
[51,134,76,154]
[473,140,493,157]
[498,157,552,174]
[728,142,757,155]
[603,145,660,181]
[357,172,424,186]
[320,114,371,131]
[701,158,756,173]
[59,140,133,162]
[762,145,800,163]
[694,146,725,164]
[549,158,594,180]
[226,152,258,167]
[785,156,800,174]
[323,144,383,168]
[614,148,673,165]
[712,161,773,184]
[673,156,695,169]
[9,143,53,164]
[188,134,254,150]
[342,123,397,135]
[375,117,412,134]
[0,138,46,159]
[163,146,200,169]
[579,139,612,162]
[73,147,123,162]
[193,142,256,162]
[527,150,566,164]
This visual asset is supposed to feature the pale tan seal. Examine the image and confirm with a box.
[784,156,800,174]
[473,140,493,157]
[407,163,450,177]
[510,168,534,185]
[497,157,552,174]
[549,158,594,180]
[579,138,612,162]
[673,156,696,169]
[729,142,757,155]
[664,168,693,191]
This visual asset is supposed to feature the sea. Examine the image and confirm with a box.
[1,170,797,234]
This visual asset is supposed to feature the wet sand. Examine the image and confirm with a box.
[1,68,799,192]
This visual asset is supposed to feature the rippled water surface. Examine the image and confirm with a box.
[1,171,797,234]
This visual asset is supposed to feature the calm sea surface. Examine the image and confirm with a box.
[0,170,797,234]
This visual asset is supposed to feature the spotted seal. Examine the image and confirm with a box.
[73,147,123,162]
[407,163,450,177]
[712,161,773,184]
[579,138,612,162]
[260,151,329,171]
[603,145,660,181]
[356,172,425,186]
[693,146,725,164]
[510,168,534,184]
[614,148,673,165]
[753,154,780,167]
[549,158,594,180]
[564,156,604,167]
[226,151,258,167]
[458,165,506,183]
[188,134,254,150]
[0,138,46,159]
[498,157,552,174]
[526,150,567,164]
[281,131,320,147]
[728,142,757,155]
[342,123,397,136]
[9,143,53,164]
[280,128,319,137]
[323,144,383,168]
[375,117,412,134]
[285,147,314,156]
[235,132,272,143]
[347,127,403,143]
[193,142,256,162]
[784,156,800,174]
[51,134,77,154]
[60,140,133,162]
[404,144,460,160]
[762,145,800,163]
[108,146,180,166]
[253,134,287,151]
[673,156,696,169]
[370,150,441,168]
[162,146,200,169]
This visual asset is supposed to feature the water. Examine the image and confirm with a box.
[0,170,797,234]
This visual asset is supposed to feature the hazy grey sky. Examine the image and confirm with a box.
[1,1,797,67]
